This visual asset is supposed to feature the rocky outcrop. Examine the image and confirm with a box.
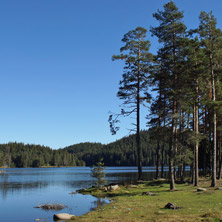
[53,213,75,220]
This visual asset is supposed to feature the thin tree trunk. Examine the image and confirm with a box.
[136,44,142,181]
[161,144,165,178]
[169,112,175,189]
[211,111,217,186]
[191,162,194,184]
[169,155,175,190]
[203,107,207,176]
[161,95,166,178]
[181,163,186,183]
[169,100,176,190]
[156,140,160,179]
[210,54,217,187]
[193,105,196,185]
[218,133,222,180]
[136,95,142,180]
[194,84,199,186]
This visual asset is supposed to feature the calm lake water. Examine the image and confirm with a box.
[0,166,169,222]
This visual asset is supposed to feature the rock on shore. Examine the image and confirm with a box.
[53,213,75,220]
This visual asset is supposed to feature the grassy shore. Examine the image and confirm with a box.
[71,178,222,222]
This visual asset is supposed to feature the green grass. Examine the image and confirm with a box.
[71,178,222,222]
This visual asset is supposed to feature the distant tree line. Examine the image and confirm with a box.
[0,142,84,168]
[0,131,166,168]
[65,131,167,167]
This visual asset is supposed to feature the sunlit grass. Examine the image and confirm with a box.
[71,178,222,222]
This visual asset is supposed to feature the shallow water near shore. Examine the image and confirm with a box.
[0,166,171,222]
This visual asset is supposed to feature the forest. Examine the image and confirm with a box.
[0,131,161,168]
[64,130,163,166]
[0,1,222,190]
[0,142,85,168]
[108,1,222,189]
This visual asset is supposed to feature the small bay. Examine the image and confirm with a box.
[0,166,170,222]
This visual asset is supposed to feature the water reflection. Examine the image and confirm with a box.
[0,173,49,199]
[0,173,8,199]
[0,167,189,199]
[90,197,109,211]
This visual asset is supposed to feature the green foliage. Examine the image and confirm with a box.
[71,179,222,222]
[0,150,4,167]
[0,142,82,168]
[91,160,107,188]
[65,130,164,167]
[109,27,153,135]
[110,26,154,179]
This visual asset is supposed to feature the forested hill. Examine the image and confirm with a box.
[0,143,85,168]
[0,130,164,167]
[64,130,165,166]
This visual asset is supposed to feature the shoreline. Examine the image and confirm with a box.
[70,178,222,222]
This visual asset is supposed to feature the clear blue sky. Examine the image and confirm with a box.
[0,0,221,149]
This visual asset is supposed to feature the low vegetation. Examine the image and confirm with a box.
[72,178,222,222]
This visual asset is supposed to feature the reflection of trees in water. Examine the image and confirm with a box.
[66,180,93,189]
[106,172,157,183]
[0,174,9,199]
[106,171,190,183]
[90,197,109,211]
[0,174,49,199]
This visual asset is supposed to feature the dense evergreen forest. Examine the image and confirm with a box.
[0,131,164,168]
[0,143,85,168]
[65,130,166,166]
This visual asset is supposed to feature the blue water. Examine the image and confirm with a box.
[0,166,167,222]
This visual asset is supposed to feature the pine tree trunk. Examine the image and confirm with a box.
[169,159,175,190]
[194,88,199,186]
[210,54,217,187]
[161,97,166,178]
[182,163,186,183]
[136,48,142,181]
[136,95,142,180]
[218,133,222,180]
[161,144,165,178]
[211,110,217,186]
[156,140,160,179]
[191,163,194,184]
[169,103,176,190]
[203,107,207,176]
[169,146,175,190]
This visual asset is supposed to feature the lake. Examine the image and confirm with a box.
[0,166,170,222]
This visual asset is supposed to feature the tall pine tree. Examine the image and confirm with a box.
[198,11,222,187]
[151,1,187,190]
[110,27,153,180]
